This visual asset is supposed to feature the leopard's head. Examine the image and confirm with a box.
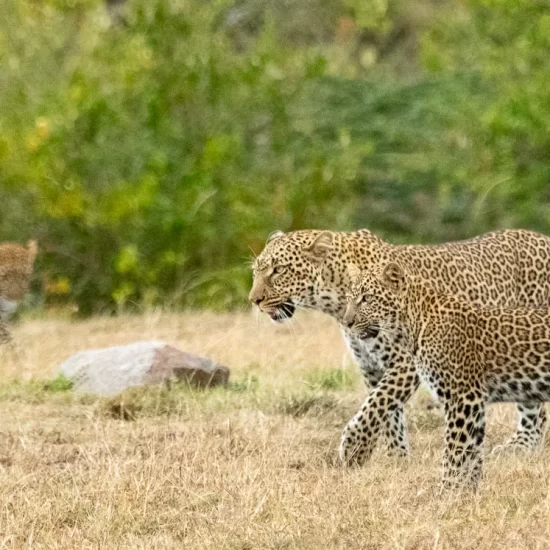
[343,262,409,338]
[249,230,337,323]
[0,239,38,321]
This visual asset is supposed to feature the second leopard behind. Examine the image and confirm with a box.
[343,261,550,489]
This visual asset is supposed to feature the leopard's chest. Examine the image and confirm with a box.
[342,329,408,374]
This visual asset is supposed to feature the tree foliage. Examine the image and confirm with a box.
[1,0,549,313]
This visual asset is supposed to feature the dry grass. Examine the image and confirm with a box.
[0,310,549,549]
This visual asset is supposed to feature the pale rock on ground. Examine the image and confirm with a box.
[58,341,230,395]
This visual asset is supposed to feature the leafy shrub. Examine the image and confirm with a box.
[1,0,549,314]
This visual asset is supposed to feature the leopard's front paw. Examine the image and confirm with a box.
[490,434,539,457]
[339,422,375,467]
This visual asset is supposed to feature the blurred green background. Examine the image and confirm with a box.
[1,0,549,314]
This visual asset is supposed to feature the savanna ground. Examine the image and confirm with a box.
[1,310,549,549]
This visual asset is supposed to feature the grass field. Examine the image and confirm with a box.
[1,310,549,549]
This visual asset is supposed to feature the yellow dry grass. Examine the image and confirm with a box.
[0,310,549,549]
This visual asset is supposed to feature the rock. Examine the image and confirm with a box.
[148,345,230,388]
[58,341,230,395]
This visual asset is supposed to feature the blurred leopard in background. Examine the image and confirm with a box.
[0,240,38,344]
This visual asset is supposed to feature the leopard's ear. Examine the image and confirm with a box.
[347,263,361,286]
[381,262,406,292]
[266,230,284,244]
[305,231,333,263]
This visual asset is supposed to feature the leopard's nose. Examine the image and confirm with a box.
[342,307,356,328]
[248,290,264,306]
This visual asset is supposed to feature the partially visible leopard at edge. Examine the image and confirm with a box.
[0,240,38,345]
[343,261,550,489]
[249,229,550,459]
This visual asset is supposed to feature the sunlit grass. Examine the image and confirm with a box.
[0,311,549,548]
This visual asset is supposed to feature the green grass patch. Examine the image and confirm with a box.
[272,392,339,418]
[96,374,264,421]
[228,374,259,393]
[43,374,74,393]
[0,375,75,403]
[0,370,348,422]
[304,367,358,391]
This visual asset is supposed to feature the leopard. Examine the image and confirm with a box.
[0,240,38,344]
[249,228,550,460]
[342,260,550,488]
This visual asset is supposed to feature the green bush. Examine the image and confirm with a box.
[1,0,550,314]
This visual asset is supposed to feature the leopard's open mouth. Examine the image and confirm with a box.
[268,301,295,323]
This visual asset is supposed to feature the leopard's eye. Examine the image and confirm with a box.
[272,265,287,276]
[360,294,369,304]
